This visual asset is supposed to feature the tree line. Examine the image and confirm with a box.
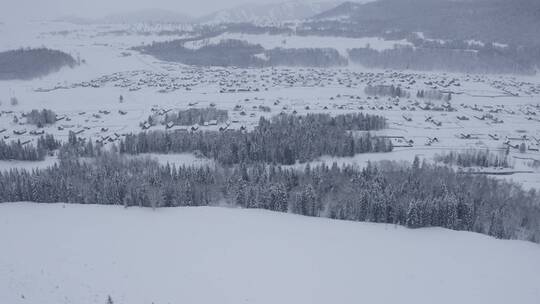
[139,39,347,68]
[0,153,538,243]
[417,89,452,101]
[364,84,410,98]
[161,107,229,126]
[25,109,57,127]
[348,46,536,75]
[435,150,510,168]
[0,135,60,161]
[121,113,391,165]
[0,48,77,80]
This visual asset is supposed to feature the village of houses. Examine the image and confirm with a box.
[1,65,540,173]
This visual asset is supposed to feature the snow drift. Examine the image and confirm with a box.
[1,202,539,304]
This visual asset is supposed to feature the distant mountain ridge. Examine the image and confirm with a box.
[313,1,361,19]
[312,0,540,46]
[197,1,343,24]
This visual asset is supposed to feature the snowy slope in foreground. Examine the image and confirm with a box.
[1,203,539,304]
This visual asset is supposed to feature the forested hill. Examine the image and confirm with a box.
[0,48,77,80]
[138,39,347,68]
[312,0,540,47]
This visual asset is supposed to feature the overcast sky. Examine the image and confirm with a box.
[2,0,314,22]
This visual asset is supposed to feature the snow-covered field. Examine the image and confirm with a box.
[1,202,539,304]
[0,156,58,172]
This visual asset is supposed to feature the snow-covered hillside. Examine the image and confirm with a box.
[197,0,342,24]
[101,9,193,24]
[1,202,539,304]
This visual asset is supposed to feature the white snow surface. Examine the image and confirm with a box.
[0,156,58,172]
[1,202,540,304]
